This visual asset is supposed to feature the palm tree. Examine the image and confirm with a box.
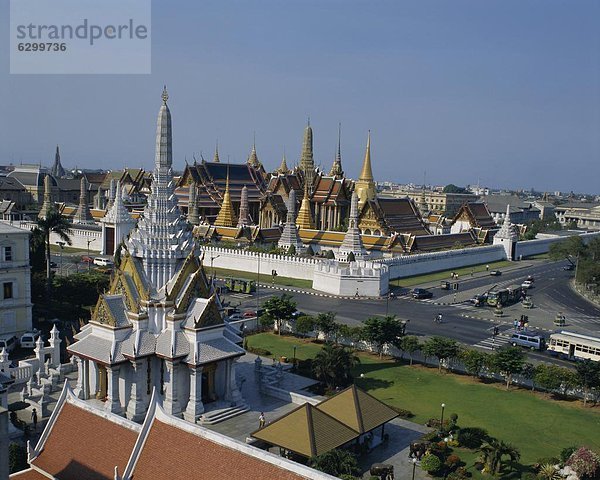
[36,209,72,291]
[312,344,360,390]
[478,438,521,475]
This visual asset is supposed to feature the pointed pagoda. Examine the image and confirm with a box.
[296,181,315,230]
[213,141,220,163]
[278,189,304,253]
[38,174,55,219]
[237,185,250,227]
[329,124,344,178]
[299,121,315,192]
[73,176,95,224]
[247,137,261,169]
[493,204,518,260]
[51,145,66,178]
[338,191,366,260]
[214,167,238,227]
[276,154,290,175]
[100,181,135,255]
[126,86,195,291]
[354,131,376,205]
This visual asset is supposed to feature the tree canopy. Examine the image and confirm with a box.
[361,315,405,358]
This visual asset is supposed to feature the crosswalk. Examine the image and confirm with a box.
[472,329,511,351]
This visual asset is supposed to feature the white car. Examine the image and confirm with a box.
[20,331,40,349]
[521,280,534,289]
[93,257,114,267]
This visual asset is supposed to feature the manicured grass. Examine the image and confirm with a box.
[205,266,313,289]
[389,260,513,288]
[49,244,98,254]
[246,333,600,465]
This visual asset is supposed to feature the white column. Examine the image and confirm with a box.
[126,360,146,422]
[228,359,243,405]
[105,365,122,415]
[183,366,204,423]
[162,360,181,416]
[49,325,61,367]
[83,359,90,400]
[73,357,84,399]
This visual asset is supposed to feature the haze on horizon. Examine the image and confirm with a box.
[1,0,599,195]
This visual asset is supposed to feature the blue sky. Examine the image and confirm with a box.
[1,0,599,194]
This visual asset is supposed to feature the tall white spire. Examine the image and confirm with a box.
[127,88,194,292]
[338,191,366,260]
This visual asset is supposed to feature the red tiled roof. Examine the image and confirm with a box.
[10,469,48,479]
[32,403,138,480]
[131,420,310,480]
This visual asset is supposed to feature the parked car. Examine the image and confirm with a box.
[93,257,114,267]
[469,294,487,307]
[228,313,245,321]
[412,288,433,299]
[526,275,535,282]
[521,280,534,289]
[489,270,502,276]
[49,261,58,268]
[0,335,18,353]
[20,331,41,349]
[242,311,257,319]
[563,264,575,271]
[81,256,94,264]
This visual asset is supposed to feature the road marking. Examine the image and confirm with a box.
[229,293,252,299]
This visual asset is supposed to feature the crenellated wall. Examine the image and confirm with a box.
[5,221,102,252]
[514,231,600,259]
[312,260,389,297]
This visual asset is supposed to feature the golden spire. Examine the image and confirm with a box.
[213,140,220,163]
[296,181,315,230]
[277,153,290,174]
[248,133,261,168]
[214,166,238,227]
[329,122,344,178]
[355,131,377,204]
[359,130,374,181]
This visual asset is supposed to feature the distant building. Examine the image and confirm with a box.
[481,194,541,225]
[0,223,32,339]
[555,201,600,231]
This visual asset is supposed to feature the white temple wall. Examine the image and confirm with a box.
[514,231,600,259]
[4,221,102,252]
[177,362,190,408]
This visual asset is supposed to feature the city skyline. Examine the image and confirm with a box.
[1,0,599,194]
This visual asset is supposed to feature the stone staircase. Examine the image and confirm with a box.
[198,403,249,425]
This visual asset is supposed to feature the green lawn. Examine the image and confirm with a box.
[246,333,600,465]
[205,266,313,289]
[390,260,512,288]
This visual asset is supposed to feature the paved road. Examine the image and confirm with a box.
[222,259,599,367]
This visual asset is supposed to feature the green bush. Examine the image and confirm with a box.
[535,457,560,469]
[247,347,271,357]
[456,427,489,449]
[420,454,442,474]
[560,446,578,463]
[422,430,441,442]
[391,407,414,418]
[9,443,27,473]
[445,454,462,470]
[521,473,537,480]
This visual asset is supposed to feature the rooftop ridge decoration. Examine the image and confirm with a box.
[126,87,195,292]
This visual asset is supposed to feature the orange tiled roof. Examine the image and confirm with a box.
[132,419,311,480]
[31,402,138,480]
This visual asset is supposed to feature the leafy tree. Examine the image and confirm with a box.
[312,344,359,390]
[314,312,338,343]
[310,449,360,477]
[295,315,315,337]
[478,438,521,475]
[346,251,356,262]
[487,346,525,390]
[549,235,586,263]
[36,209,72,292]
[421,337,461,372]
[29,227,46,273]
[558,368,579,397]
[576,360,600,406]
[337,324,363,344]
[361,316,405,358]
[533,364,564,395]
[443,184,467,194]
[261,294,297,335]
[9,442,28,473]
[420,454,443,474]
[460,349,489,378]
[398,336,420,366]
[520,362,537,391]
[325,249,335,259]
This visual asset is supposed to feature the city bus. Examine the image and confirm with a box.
[547,331,600,362]
[224,277,255,294]
[486,284,524,307]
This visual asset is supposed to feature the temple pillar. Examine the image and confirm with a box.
[163,360,181,416]
[183,366,204,423]
[73,357,84,399]
[126,360,146,422]
[105,365,122,415]
[96,364,107,400]
[227,359,243,405]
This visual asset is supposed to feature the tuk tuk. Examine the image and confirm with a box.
[522,298,534,309]
[440,281,451,290]
[553,314,566,326]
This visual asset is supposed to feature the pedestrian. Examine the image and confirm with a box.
[513,319,518,331]
[355,288,359,297]
[486,265,489,272]
[493,326,499,336]
[470,269,474,277]
[31,408,38,431]
[259,412,265,428]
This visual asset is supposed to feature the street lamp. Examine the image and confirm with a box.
[386,291,394,316]
[56,241,65,276]
[256,254,261,315]
[87,238,96,272]
[440,403,446,434]
[210,255,220,287]
[412,458,418,480]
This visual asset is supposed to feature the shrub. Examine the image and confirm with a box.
[422,431,441,442]
[537,464,562,480]
[247,347,271,357]
[455,466,471,478]
[456,427,489,449]
[565,447,600,479]
[560,446,579,463]
[450,413,459,425]
[521,473,537,480]
[535,457,560,470]
[421,454,442,474]
[445,454,462,470]
[9,443,27,474]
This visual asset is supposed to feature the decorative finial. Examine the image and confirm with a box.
[161,85,169,104]
[307,116,310,127]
